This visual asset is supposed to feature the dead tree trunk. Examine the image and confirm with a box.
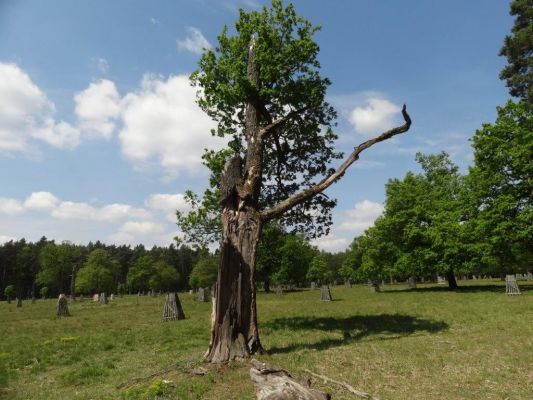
[56,294,70,317]
[99,292,108,305]
[250,359,330,400]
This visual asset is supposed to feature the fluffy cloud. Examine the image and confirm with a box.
[74,79,121,139]
[338,200,384,233]
[119,74,222,174]
[119,221,165,235]
[311,235,349,253]
[0,63,80,152]
[50,201,149,221]
[177,27,211,54]
[23,191,59,211]
[145,193,191,221]
[349,98,401,135]
[0,198,24,215]
[0,191,149,222]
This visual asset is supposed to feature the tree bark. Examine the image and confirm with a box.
[205,204,263,362]
[446,270,458,290]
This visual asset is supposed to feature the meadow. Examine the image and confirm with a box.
[0,280,531,400]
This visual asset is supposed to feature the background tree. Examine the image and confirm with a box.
[499,0,533,109]
[149,260,180,293]
[272,234,316,287]
[39,286,49,299]
[126,255,156,293]
[339,237,364,283]
[189,253,219,289]
[178,0,410,362]
[466,101,533,275]
[306,254,332,285]
[75,249,117,294]
[255,223,287,292]
[37,242,82,295]
[3,285,14,303]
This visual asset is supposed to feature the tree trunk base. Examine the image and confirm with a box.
[250,359,330,400]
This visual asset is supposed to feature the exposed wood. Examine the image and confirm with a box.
[261,105,411,222]
[251,359,330,400]
[56,294,70,317]
[304,369,379,400]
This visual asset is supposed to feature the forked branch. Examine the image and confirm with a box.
[259,106,308,137]
[261,104,411,222]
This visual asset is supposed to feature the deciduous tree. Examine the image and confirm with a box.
[178,0,411,362]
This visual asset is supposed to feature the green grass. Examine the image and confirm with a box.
[0,280,532,399]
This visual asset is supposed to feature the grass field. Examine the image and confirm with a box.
[0,280,532,399]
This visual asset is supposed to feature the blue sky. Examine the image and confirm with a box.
[0,0,512,251]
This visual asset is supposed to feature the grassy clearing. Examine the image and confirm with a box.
[0,280,532,399]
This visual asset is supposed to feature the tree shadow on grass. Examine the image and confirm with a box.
[382,283,533,294]
[264,314,448,355]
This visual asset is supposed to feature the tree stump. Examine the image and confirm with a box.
[197,287,210,302]
[370,281,380,293]
[16,298,22,308]
[320,285,332,301]
[407,277,417,289]
[162,292,185,321]
[99,292,108,305]
[56,294,70,317]
[250,359,330,400]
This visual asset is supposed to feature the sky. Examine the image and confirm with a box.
[0,0,513,252]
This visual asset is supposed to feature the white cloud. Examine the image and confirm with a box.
[312,235,349,253]
[119,74,222,175]
[24,191,59,211]
[50,201,149,221]
[74,79,121,139]
[349,98,401,135]
[0,198,24,215]
[149,17,160,25]
[338,200,384,233]
[145,193,191,221]
[177,27,211,55]
[0,63,80,152]
[119,221,165,235]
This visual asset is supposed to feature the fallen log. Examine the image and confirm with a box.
[250,359,330,399]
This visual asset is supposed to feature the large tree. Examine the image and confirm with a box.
[178,1,411,362]
[466,101,533,274]
[499,0,533,108]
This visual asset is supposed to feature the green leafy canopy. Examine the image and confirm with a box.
[178,0,342,246]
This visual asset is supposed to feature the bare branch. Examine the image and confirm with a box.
[258,106,308,137]
[260,104,412,222]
